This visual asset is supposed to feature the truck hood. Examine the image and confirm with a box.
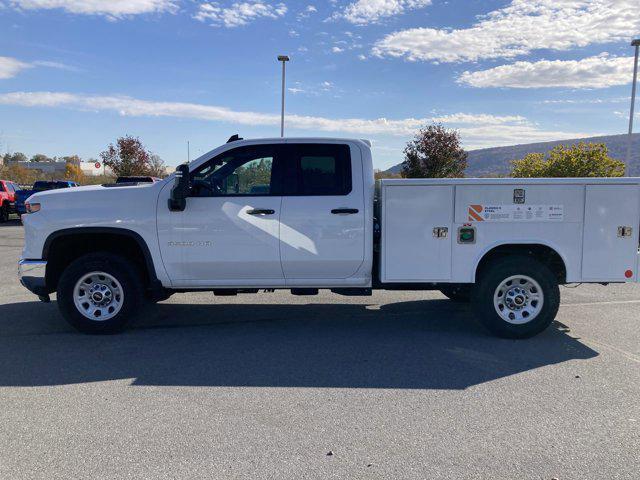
[27,180,168,232]
[29,181,162,201]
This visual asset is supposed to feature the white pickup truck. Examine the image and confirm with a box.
[18,137,640,337]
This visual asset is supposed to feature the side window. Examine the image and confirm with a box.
[0,183,5,193]
[191,145,278,197]
[295,144,352,196]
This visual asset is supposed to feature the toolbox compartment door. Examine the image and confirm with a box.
[581,185,640,281]
[381,185,453,282]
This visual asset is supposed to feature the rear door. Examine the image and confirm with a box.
[279,143,365,280]
[581,184,640,281]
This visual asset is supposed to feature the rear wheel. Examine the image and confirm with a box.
[0,203,9,223]
[473,256,560,338]
[57,253,143,334]
[439,285,472,302]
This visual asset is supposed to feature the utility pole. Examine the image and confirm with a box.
[627,39,640,164]
[278,55,290,137]
[187,141,190,162]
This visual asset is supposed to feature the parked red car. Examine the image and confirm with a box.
[0,179,20,222]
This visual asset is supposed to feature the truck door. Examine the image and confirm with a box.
[581,184,640,281]
[157,144,285,286]
[381,185,454,282]
[279,143,365,280]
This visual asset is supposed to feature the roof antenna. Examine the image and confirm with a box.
[227,134,243,143]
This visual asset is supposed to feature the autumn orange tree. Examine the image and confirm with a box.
[401,123,468,178]
[100,136,153,177]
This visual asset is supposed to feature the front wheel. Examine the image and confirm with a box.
[57,253,143,334]
[473,256,560,339]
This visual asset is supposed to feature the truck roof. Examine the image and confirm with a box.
[190,137,371,167]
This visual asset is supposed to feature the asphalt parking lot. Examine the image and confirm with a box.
[1,219,639,480]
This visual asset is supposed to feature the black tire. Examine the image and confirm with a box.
[57,252,143,334]
[473,255,560,339]
[0,203,8,223]
[439,285,472,302]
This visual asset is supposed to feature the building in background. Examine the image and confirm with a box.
[8,160,67,178]
[79,161,112,177]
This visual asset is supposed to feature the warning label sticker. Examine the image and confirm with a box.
[468,204,564,222]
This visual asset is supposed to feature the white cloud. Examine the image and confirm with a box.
[0,91,592,148]
[297,4,317,20]
[373,0,639,63]
[194,1,287,28]
[336,0,431,25]
[6,0,177,18]
[0,56,77,79]
[0,56,31,79]
[541,97,629,105]
[332,46,344,53]
[459,54,635,89]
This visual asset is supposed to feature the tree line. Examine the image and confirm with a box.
[2,129,626,185]
[1,135,168,185]
[377,123,626,179]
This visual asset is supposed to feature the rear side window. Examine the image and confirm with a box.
[289,144,352,196]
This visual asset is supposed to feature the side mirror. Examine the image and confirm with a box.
[168,164,190,212]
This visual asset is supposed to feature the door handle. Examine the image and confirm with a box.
[247,209,275,215]
[331,208,359,215]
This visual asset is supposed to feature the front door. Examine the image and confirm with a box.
[279,143,366,281]
[157,144,285,287]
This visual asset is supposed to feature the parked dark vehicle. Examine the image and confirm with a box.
[15,180,79,216]
[115,176,161,184]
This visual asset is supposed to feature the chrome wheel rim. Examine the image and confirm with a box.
[73,271,124,321]
[493,275,543,325]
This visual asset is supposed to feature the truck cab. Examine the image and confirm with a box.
[157,138,374,288]
[17,137,640,338]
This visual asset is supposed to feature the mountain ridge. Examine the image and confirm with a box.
[385,133,640,177]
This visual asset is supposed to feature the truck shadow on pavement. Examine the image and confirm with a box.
[0,299,597,389]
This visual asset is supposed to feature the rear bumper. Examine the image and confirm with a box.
[18,259,48,296]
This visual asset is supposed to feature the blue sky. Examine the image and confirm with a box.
[0,0,638,169]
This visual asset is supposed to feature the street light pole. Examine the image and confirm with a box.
[627,39,640,164]
[278,55,290,138]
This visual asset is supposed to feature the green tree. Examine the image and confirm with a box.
[30,153,54,162]
[511,142,625,178]
[401,124,468,178]
[3,152,28,164]
[148,154,168,178]
[100,135,152,177]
